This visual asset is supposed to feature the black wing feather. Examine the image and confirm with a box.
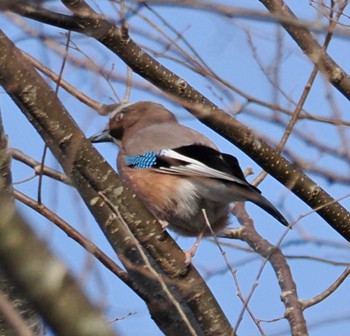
[174,145,244,178]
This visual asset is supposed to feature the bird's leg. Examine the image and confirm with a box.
[184,231,204,264]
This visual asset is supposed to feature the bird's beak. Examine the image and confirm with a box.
[89,129,113,143]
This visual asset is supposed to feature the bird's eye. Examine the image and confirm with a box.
[116,113,124,121]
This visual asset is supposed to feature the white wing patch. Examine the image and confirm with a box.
[156,149,248,186]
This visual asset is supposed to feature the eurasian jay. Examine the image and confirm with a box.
[90,101,288,255]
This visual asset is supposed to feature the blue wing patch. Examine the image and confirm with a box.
[125,151,158,169]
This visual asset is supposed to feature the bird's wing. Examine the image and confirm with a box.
[125,144,252,187]
[124,144,289,226]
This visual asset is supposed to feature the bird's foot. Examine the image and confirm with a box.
[184,232,203,264]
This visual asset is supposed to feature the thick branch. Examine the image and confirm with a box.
[1,108,109,335]
[0,107,43,335]
[0,195,118,336]
[259,0,350,98]
[232,204,308,336]
[0,29,234,336]
[11,1,350,240]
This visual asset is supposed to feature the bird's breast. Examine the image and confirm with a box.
[118,165,230,236]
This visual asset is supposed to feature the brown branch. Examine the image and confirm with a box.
[301,266,350,309]
[0,28,235,336]
[0,115,13,196]
[0,107,43,335]
[9,0,350,241]
[0,290,36,336]
[140,0,350,38]
[231,203,308,336]
[10,148,72,185]
[13,189,133,288]
[0,195,118,336]
[259,0,350,99]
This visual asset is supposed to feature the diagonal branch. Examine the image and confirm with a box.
[0,194,118,336]
[259,0,350,99]
[230,203,308,335]
[1,96,112,336]
[9,1,350,241]
[0,28,234,336]
[0,107,43,336]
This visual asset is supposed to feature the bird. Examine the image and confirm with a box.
[90,101,288,260]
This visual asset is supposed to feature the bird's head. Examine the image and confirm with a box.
[89,101,177,145]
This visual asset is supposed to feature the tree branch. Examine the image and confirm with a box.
[259,0,350,99]
[9,1,350,241]
[0,28,234,336]
[232,203,308,336]
[0,104,43,335]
